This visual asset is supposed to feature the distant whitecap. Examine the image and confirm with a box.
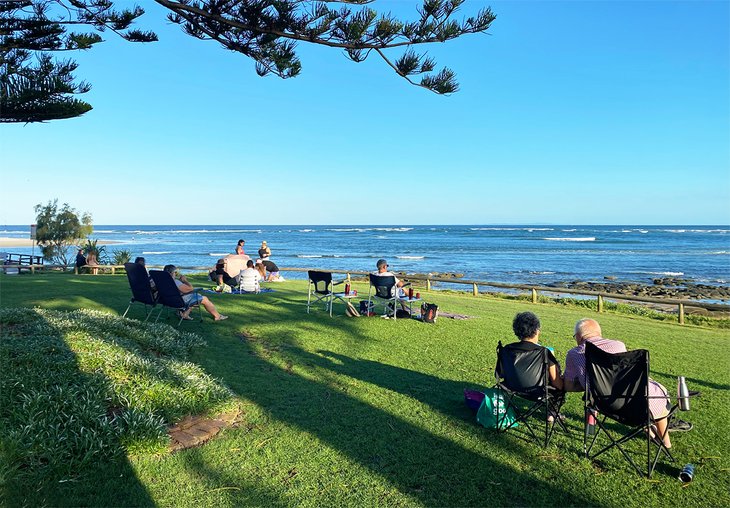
[543,237,596,242]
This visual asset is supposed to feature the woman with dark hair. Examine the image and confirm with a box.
[235,239,245,255]
[510,312,563,391]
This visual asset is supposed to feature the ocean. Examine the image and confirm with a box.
[2,225,729,288]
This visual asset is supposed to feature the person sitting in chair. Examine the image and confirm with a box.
[373,259,408,296]
[164,265,227,321]
[372,258,410,313]
[562,318,683,448]
[509,312,564,391]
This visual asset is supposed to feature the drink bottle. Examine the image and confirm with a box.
[585,409,596,436]
[345,283,350,295]
[677,376,690,411]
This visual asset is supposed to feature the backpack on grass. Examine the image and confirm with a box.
[421,303,438,323]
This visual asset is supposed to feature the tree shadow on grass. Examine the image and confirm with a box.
[652,371,730,391]
[0,311,154,507]
[196,329,601,507]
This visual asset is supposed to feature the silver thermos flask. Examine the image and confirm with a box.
[677,376,690,411]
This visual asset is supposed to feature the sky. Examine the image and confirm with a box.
[1,0,729,225]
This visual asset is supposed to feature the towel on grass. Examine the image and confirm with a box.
[203,288,275,295]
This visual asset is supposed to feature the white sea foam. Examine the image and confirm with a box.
[630,271,685,276]
[709,251,730,255]
[543,237,596,242]
[127,229,261,235]
[562,229,577,232]
[299,229,315,233]
[397,256,425,260]
[470,227,554,232]
[143,251,172,255]
[373,227,413,232]
[208,253,229,256]
[298,255,322,258]
[327,228,367,233]
[664,229,729,234]
[530,271,556,275]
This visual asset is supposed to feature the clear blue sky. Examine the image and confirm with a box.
[2,0,728,225]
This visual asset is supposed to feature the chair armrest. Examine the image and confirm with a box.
[333,279,347,286]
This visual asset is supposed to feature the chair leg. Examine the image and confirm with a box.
[122,302,132,318]
[307,281,313,314]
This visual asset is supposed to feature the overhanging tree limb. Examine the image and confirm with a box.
[1,1,496,123]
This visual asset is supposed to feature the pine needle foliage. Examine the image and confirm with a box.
[1,0,495,122]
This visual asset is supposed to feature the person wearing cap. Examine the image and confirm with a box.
[209,258,240,290]
[373,259,408,297]
[258,241,271,260]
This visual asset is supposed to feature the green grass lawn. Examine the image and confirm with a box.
[1,272,728,507]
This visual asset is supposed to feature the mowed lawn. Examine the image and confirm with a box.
[1,272,728,507]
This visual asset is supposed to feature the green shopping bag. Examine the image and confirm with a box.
[476,388,518,430]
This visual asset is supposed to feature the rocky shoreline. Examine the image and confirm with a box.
[547,277,730,302]
[351,272,729,303]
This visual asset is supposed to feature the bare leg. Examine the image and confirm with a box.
[199,296,221,319]
[655,418,671,449]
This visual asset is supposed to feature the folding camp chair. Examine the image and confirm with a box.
[307,270,346,317]
[367,274,412,320]
[494,341,568,447]
[122,262,157,321]
[584,342,677,477]
[149,270,202,326]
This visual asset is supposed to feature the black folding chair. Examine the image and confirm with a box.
[122,262,157,321]
[149,270,202,326]
[306,271,345,317]
[494,341,568,447]
[584,342,677,477]
[367,274,411,320]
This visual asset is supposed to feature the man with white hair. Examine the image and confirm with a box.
[562,318,687,448]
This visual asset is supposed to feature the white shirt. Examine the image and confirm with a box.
[239,267,261,292]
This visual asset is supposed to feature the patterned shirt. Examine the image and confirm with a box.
[564,337,627,389]
[565,336,670,418]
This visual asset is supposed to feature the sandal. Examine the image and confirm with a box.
[215,315,228,321]
[668,419,693,432]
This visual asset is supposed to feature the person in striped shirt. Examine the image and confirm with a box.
[563,318,674,449]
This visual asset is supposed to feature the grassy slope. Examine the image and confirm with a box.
[0,272,728,507]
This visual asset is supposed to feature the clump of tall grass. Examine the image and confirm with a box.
[0,308,234,482]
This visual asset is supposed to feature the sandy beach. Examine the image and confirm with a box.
[0,238,119,247]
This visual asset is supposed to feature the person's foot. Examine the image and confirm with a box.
[547,412,566,423]
[668,419,693,432]
[177,310,193,321]
[215,315,228,321]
